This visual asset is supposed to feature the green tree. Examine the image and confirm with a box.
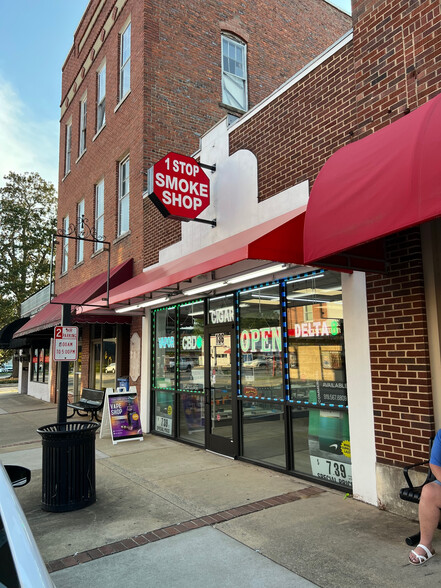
[0,171,57,328]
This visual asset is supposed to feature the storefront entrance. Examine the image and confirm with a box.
[205,324,238,457]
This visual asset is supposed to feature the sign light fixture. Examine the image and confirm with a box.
[116,296,170,314]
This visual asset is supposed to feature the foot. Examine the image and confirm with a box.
[409,543,435,565]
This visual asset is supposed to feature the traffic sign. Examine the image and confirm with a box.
[53,326,79,361]
[148,152,210,221]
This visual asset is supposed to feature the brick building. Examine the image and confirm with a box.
[64,0,441,514]
[12,2,350,409]
[19,0,441,515]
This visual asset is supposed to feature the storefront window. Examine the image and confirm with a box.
[154,390,174,436]
[286,271,346,407]
[178,301,204,391]
[31,347,50,383]
[91,325,117,390]
[286,271,351,488]
[242,401,285,468]
[239,284,283,400]
[154,307,176,389]
[179,393,204,444]
[292,407,351,489]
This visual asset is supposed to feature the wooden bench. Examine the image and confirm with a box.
[67,388,105,422]
[399,438,437,546]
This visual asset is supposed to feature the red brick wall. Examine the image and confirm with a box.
[367,230,433,465]
[57,0,351,281]
[57,0,145,287]
[229,40,355,200]
[142,0,351,267]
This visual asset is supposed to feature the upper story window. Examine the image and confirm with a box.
[120,22,131,100]
[65,122,72,175]
[97,64,106,131]
[79,96,87,156]
[221,35,248,112]
[76,199,85,264]
[62,215,69,273]
[118,157,130,236]
[95,180,104,252]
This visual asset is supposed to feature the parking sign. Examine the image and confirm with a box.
[53,326,79,361]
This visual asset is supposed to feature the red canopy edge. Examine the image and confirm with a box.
[303,92,441,272]
[14,259,133,338]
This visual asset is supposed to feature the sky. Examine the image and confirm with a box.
[0,0,351,190]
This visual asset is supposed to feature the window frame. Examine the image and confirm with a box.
[79,95,87,156]
[118,156,130,236]
[94,180,104,252]
[31,346,50,383]
[65,122,72,175]
[76,199,85,264]
[119,21,131,100]
[62,215,69,273]
[221,34,248,112]
[97,63,106,131]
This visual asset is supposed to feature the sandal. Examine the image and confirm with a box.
[409,543,435,566]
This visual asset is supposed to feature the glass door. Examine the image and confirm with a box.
[205,324,238,457]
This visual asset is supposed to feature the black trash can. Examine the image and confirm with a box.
[37,421,100,512]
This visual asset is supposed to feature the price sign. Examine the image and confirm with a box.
[53,326,79,361]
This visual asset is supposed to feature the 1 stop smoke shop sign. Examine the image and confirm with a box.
[148,152,210,221]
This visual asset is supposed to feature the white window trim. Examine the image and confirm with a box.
[94,180,104,252]
[119,21,131,101]
[65,122,72,176]
[62,215,69,273]
[97,62,106,132]
[118,157,130,236]
[79,94,87,156]
[76,199,85,264]
[221,34,248,112]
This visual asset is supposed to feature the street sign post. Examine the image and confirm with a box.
[53,326,79,362]
[148,152,212,222]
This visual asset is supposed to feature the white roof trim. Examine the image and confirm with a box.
[228,30,353,134]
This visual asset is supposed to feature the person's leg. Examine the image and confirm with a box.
[409,481,441,563]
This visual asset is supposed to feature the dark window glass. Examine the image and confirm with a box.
[242,401,285,468]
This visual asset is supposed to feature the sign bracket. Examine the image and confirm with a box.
[198,162,216,173]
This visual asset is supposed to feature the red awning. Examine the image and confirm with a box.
[14,259,133,338]
[303,92,441,272]
[86,207,306,310]
[13,303,62,338]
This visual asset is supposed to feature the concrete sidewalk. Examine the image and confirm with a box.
[0,393,439,588]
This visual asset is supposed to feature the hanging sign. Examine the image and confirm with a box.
[53,326,79,361]
[148,152,210,221]
[106,389,144,444]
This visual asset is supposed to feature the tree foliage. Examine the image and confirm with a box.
[0,172,57,327]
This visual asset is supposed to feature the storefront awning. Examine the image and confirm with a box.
[85,206,306,311]
[0,318,30,349]
[303,92,441,272]
[13,259,133,338]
